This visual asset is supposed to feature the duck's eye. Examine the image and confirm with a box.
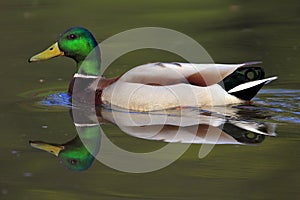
[70,159,78,165]
[67,34,77,40]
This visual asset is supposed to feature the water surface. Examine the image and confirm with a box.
[1,0,299,199]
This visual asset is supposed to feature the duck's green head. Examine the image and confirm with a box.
[29,27,101,76]
[30,136,96,171]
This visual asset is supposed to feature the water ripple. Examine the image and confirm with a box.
[250,89,300,124]
[28,88,300,125]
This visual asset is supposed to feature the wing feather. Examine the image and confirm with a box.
[119,62,249,86]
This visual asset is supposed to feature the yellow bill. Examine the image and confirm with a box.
[28,42,64,62]
[30,141,64,157]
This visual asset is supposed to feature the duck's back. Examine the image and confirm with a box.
[118,62,247,86]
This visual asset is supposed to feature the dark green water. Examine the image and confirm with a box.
[1,0,299,199]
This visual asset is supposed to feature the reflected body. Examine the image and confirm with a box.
[30,106,276,171]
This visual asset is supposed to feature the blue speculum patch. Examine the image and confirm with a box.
[40,92,72,108]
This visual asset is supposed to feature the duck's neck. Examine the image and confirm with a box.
[76,47,101,76]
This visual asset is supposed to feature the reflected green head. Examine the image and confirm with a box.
[59,147,95,171]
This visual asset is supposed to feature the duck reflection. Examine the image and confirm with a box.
[30,106,276,171]
[99,108,275,144]
[30,125,101,171]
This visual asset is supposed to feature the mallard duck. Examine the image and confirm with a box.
[29,27,277,111]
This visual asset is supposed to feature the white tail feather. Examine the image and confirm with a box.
[228,76,277,94]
